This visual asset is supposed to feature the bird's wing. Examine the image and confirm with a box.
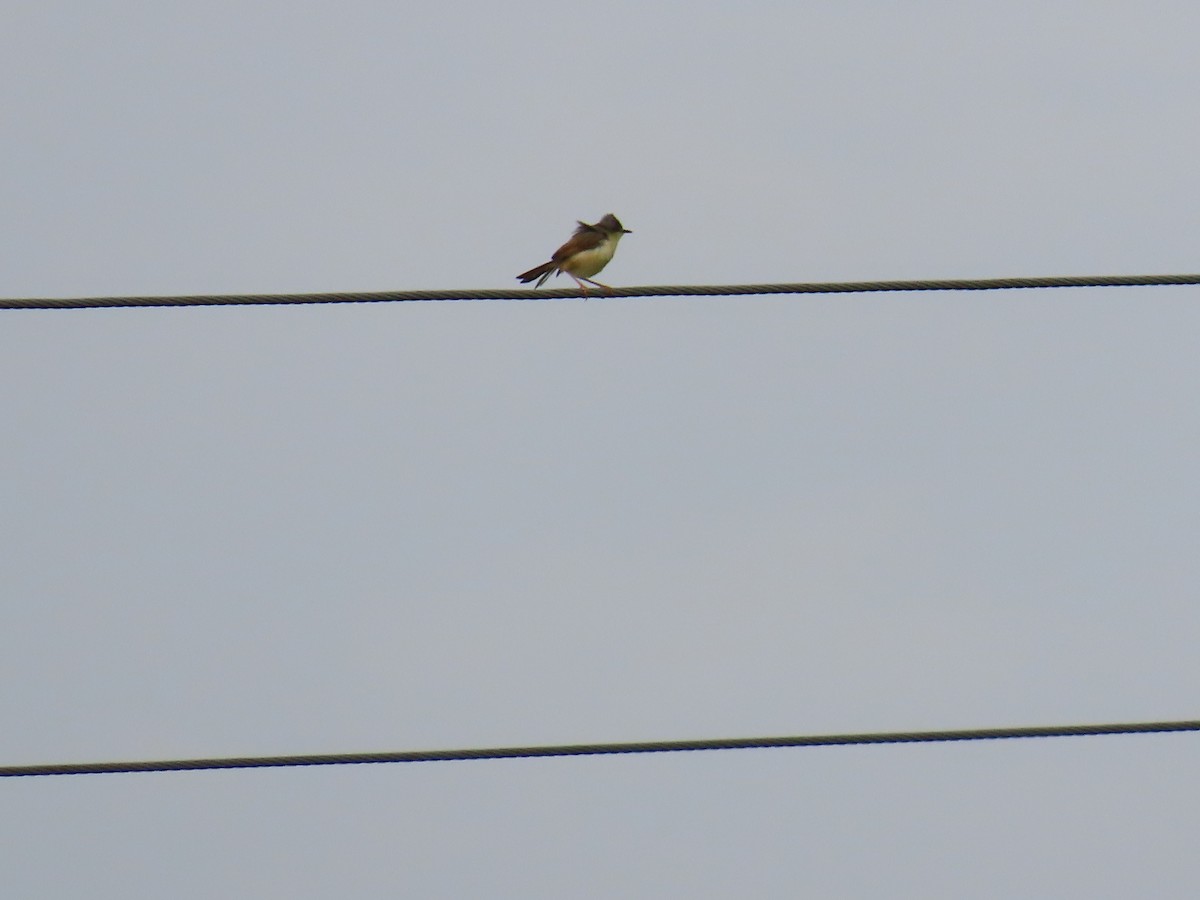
[551,228,605,263]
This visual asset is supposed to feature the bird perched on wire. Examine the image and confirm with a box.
[517,214,632,295]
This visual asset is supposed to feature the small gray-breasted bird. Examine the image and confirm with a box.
[517,214,632,294]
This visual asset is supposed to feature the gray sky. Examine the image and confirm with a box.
[4,2,1199,896]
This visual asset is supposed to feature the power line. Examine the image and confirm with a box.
[3,718,1196,778]
[3,273,1199,310]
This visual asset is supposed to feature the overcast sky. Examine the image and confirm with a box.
[4,2,1200,896]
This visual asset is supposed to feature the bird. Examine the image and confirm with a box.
[517,214,632,295]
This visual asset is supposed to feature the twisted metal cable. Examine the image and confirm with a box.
[3,273,1199,310]
[2,718,1196,778]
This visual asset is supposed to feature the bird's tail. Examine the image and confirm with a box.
[516,261,556,287]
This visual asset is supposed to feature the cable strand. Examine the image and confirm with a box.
[3,718,1196,777]
[4,273,1200,310]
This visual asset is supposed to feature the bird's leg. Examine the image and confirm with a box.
[578,276,614,295]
